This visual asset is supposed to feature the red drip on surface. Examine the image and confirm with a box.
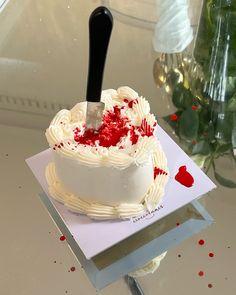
[198,239,205,246]
[208,283,213,288]
[175,165,194,187]
[60,235,66,241]
[70,266,76,272]
[198,271,204,277]
[154,167,168,179]
[209,252,214,257]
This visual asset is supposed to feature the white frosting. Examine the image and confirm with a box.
[45,86,169,219]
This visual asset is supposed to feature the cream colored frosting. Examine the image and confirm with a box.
[45,86,169,219]
[45,87,158,169]
[129,252,167,277]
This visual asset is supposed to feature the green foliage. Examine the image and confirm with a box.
[162,84,235,188]
[179,108,199,140]
[172,83,193,109]
[161,0,236,187]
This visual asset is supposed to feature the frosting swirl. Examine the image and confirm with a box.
[46,86,158,169]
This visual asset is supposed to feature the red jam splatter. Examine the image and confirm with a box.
[198,271,204,277]
[128,99,138,108]
[154,167,168,179]
[198,239,205,246]
[208,283,213,288]
[175,165,194,187]
[73,106,155,147]
[70,266,76,272]
[170,114,178,121]
[130,126,139,145]
[60,235,66,241]
[191,105,198,111]
[141,118,154,136]
[123,98,138,108]
[209,252,214,258]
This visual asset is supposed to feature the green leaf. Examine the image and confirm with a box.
[179,108,199,140]
[214,171,236,188]
[227,94,236,112]
[172,83,193,109]
[192,140,211,155]
[172,84,185,109]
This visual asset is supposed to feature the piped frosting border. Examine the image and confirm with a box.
[45,87,159,169]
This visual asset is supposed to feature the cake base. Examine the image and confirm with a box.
[46,149,169,220]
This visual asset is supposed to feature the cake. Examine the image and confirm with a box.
[45,86,169,220]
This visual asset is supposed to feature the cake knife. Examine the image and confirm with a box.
[85,6,113,130]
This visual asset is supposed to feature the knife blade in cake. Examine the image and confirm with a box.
[85,6,113,130]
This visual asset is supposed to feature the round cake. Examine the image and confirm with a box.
[45,86,169,219]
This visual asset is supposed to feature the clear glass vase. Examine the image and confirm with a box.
[154,0,236,187]
[193,0,236,186]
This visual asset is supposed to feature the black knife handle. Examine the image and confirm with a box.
[86,6,113,102]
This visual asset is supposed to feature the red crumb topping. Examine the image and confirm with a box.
[73,105,155,147]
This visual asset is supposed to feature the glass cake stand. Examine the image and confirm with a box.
[38,192,213,291]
